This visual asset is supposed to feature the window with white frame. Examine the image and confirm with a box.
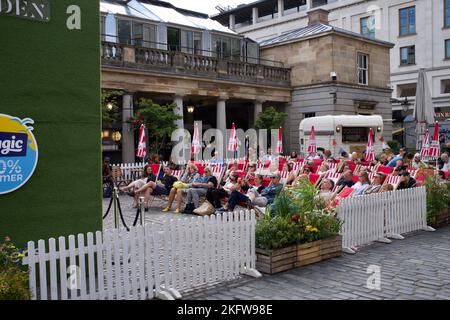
[360,16,375,39]
[357,53,369,85]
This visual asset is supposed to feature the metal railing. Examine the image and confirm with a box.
[101,39,291,86]
[101,35,285,68]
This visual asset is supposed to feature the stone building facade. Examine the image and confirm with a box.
[259,9,394,152]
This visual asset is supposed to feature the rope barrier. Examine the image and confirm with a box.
[102,195,114,219]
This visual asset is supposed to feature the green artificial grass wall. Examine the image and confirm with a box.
[0,1,102,247]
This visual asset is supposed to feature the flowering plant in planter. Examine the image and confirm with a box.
[0,237,30,300]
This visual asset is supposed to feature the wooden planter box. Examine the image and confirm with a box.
[296,235,342,267]
[256,236,342,274]
[430,208,450,228]
[256,245,297,274]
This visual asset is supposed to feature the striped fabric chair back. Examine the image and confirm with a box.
[172,170,184,180]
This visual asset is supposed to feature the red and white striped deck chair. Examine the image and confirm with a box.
[367,172,376,183]
[211,166,225,188]
[385,175,401,189]
[407,168,417,178]
[328,162,338,173]
[325,172,342,192]
[280,170,291,186]
[334,186,355,206]
[172,169,184,180]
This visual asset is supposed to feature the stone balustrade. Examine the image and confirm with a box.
[101,41,291,87]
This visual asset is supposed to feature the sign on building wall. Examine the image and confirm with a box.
[0,114,38,194]
[0,0,101,247]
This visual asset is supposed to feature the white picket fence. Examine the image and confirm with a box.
[338,187,434,253]
[22,211,261,300]
[113,162,146,182]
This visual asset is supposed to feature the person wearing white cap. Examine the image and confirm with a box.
[411,153,426,169]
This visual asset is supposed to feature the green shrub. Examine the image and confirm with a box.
[256,181,343,250]
[0,268,31,300]
[424,176,450,225]
[255,215,302,250]
[0,237,30,300]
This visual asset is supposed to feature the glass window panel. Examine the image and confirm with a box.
[117,19,131,44]
[409,7,416,33]
[231,38,241,60]
[446,40,450,58]
[143,25,156,48]
[212,34,220,58]
[222,37,231,59]
[167,28,180,51]
[193,32,202,55]
[132,22,143,46]
[181,30,193,54]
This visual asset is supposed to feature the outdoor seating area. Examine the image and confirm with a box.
[104,150,450,217]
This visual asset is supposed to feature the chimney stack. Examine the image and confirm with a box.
[307,8,330,26]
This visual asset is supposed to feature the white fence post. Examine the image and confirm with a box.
[338,186,434,254]
[23,209,260,300]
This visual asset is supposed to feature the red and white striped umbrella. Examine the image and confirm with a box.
[227,122,238,154]
[191,122,201,155]
[420,129,430,158]
[307,125,317,156]
[136,124,147,159]
[276,127,283,154]
[365,128,376,162]
[429,121,440,159]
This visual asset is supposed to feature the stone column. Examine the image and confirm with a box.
[122,92,135,163]
[253,100,263,125]
[229,14,235,30]
[278,0,284,19]
[173,94,184,130]
[217,98,227,156]
[252,7,258,25]
[306,0,312,10]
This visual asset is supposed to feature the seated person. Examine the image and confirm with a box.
[184,167,218,213]
[251,172,283,208]
[378,154,389,166]
[281,162,297,186]
[397,171,416,190]
[317,178,335,204]
[163,163,199,214]
[207,173,240,210]
[102,157,114,191]
[351,171,371,196]
[135,166,178,211]
[336,170,355,188]
[316,162,330,175]
[223,162,239,182]
[260,147,275,162]
[120,165,157,208]
[290,151,298,160]
[224,174,266,212]
[380,183,394,193]
[364,172,386,194]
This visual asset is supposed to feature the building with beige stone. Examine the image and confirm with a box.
[213,0,450,143]
[101,0,393,161]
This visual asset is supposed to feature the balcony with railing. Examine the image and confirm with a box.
[101,39,291,87]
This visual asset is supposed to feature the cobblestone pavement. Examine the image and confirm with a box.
[103,194,184,231]
[182,226,450,300]
[103,197,450,300]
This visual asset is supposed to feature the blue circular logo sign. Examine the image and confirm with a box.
[0,114,39,194]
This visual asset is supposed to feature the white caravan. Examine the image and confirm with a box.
[299,115,384,157]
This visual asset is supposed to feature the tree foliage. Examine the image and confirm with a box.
[101,90,123,126]
[254,106,287,130]
[134,98,182,154]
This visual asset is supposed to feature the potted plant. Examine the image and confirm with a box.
[424,176,450,228]
[255,180,343,274]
